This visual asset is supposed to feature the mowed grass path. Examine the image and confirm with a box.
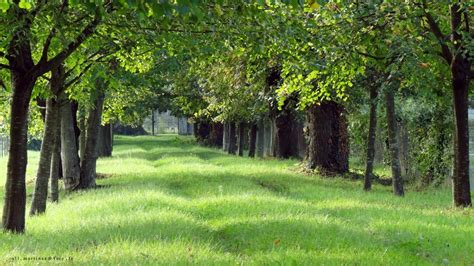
[0,135,473,265]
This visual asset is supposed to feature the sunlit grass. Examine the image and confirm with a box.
[0,135,472,265]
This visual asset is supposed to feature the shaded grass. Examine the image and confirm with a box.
[0,135,472,265]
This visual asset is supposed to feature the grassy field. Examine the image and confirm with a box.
[0,135,472,265]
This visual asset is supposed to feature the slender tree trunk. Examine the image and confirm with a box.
[79,112,86,162]
[228,122,237,155]
[263,118,273,157]
[79,90,105,189]
[451,61,472,206]
[385,88,404,196]
[248,123,257,158]
[151,109,155,136]
[30,100,59,215]
[237,122,245,156]
[364,85,379,191]
[30,64,64,215]
[223,122,230,152]
[306,101,349,174]
[256,120,265,158]
[50,124,60,203]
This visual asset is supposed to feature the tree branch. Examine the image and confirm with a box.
[39,1,68,64]
[421,0,453,64]
[34,10,102,77]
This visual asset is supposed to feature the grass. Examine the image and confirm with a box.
[0,135,473,265]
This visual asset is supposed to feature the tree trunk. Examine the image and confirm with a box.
[60,99,81,191]
[195,121,211,145]
[2,15,38,231]
[263,118,273,157]
[71,101,81,149]
[79,90,105,189]
[3,74,35,232]
[209,122,223,148]
[451,60,472,207]
[223,122,230,152]
[398,122,409,179]
[306,101,349,174]
[248,123,257,158]
[237,122,246,156]
[274,111,295,158]
[256,120,265,158]
[30,99,59,215]
[151,109,155,136]
[30,63,64,215]
[364,85,378,191]
[98,124,113,157]
[385,88,404,196]
[50,123,60,203]
[79,112,86,162]
[228,122,237,155]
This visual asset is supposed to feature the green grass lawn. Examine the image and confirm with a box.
[0,135,472,265]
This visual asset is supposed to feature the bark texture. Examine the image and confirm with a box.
[306,101,349,174]
[449,4,471,206]
[30,64,63,215]
[223,122,230,152]
[50,125,60,203]
[79,90,105,189]
[60,99,81,191]
[385,88,404,196]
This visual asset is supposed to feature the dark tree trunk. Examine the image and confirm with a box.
[151,109,155,136]
[209,122,223,148]
[256,120,264,158]
[60,99,81,191]
[237,122,246,156]
[3,74,35,232]
[228,122,237,155]
[274,111,295,159]
[30,65,64,215]
[195,121,211,145]
[2,13,37,231]
[223,122,230,152]
[79,90,105,189]
[306,101,349,174]
[364,85,379,191]
[50,123,60,203]
[385,88,404,196]
[248,123,257,158]
[451,59,472,207]
[98,124,113,157]
[70,100,80,149]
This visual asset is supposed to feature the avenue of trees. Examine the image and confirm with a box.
[0,0,472,233]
